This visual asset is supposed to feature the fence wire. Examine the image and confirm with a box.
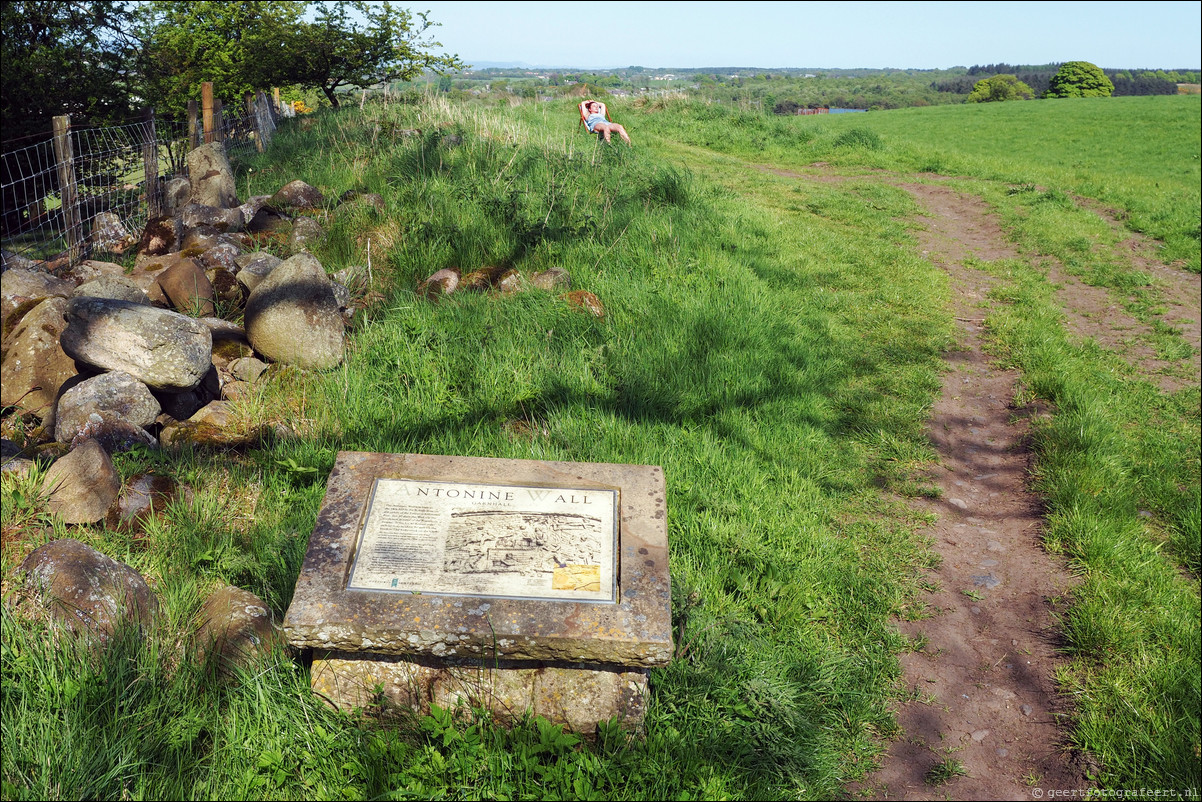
[2,102,276,270]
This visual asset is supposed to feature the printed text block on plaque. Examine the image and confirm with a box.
[348,478,618,602]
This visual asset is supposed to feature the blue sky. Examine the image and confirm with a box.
[407,1,1202,70]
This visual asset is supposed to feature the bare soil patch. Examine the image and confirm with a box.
[858,185,1087,799]
[760,162,1201,389]
[1070,196,1201,386]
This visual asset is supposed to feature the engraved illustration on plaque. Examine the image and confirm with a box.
[443,511,604,576]
[347,479,617,602]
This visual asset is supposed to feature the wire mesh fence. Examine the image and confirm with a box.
[1,98,278,270]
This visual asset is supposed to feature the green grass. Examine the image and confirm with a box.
[3,95,950,799]
[3,91,1199,798]
[924,757,968,786]
[623,94,1202,272]
[637,94,1200,790]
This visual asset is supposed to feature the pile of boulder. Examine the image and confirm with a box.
[1,142,367,478]
[1,143,362,663]
[7,536,281,671]
[1,139,609,670]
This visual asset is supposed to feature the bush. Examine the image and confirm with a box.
[833,127,883,150]
[966,74,1035,103]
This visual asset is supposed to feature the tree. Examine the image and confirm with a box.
[135,1,303,117]
[2,1,139,235]
[1045,61,1114,98]
[133,1,462,112]
[278,1,463,108]
[966,74,1035,103]
[1,1,138,142]
[773,99,801,115]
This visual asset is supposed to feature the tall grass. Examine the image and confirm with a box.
[2,94,952,799]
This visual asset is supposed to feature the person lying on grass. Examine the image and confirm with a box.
[583,101,632,145]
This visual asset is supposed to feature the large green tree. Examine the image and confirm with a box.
[1,1,139,235]
[1045,61,1115,98]
[1,1,138,142]
[134,1,305,117]
[966,74,1035,103]
[134,1,462,112]
[278,1,464,108]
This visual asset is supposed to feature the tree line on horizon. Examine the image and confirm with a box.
[938,62,1196,98]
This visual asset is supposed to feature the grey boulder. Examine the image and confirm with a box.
[0,297,78,421]
[164,177,192,215]
[269,180,325,212]
[181,202,244,233]
[244,254,344,370]
[41,439,122,523]
[55,371,161,444]
[60,297,213,392]
[196,584,281,670]
[186,142,238,209]
[11,538,158,638]
[2,267,74,322]
[235,252,282,293]
[71,275,150,304]
[287,217,324,255]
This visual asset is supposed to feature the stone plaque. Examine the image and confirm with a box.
[348,478,618,602]
[284,452,672,667]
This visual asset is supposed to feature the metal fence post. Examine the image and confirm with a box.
[187,100,200,150]
[142,107,162,218]
[213,98,224,142]
[51,115,83,264]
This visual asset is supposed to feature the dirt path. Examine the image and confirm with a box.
[754,160,1201,796]
[859,185,1087,799]
[751,164,1200,797]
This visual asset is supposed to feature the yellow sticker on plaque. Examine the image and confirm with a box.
[553,565,602,592]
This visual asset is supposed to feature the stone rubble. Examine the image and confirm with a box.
[1,141,613,711]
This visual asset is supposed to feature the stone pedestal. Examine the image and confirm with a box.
[284,452,671,733]
[311,653,648,733]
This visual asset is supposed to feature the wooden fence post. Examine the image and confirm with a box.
[244,91,255,117]
[187,100,200,150]
[51,115,83,263]
[213,98,224,142]
[141,107,162,218]
[202,82,215,143]
[273,87,281,114]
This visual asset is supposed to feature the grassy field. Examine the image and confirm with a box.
[622,94,1202,272]
[2,92,1199,799]
[622,94,1201,791]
